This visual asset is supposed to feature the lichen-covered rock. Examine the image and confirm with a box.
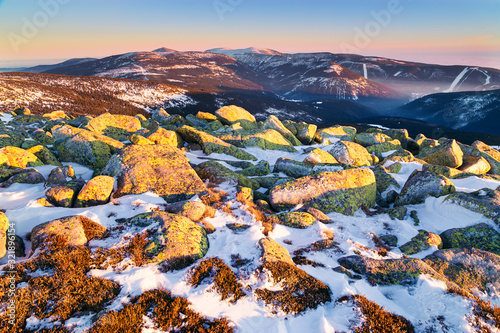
[130,134,154,145]
[418,139,463,168]
[194,161,259,190]
[422,164,462,179]
[45,179,86,207]
[31,129,55,146]
[458,156,491,175]
[327,140,373,167]
[416,133,439,150]
[26,145,62,166]
[254,176,293,189]
[380,235,398,247]
[74,175,115,208]
[30,215,106,253]
[177,125,257,161]
[258,237,294,265]
[0,146,43,168]
[239,160,271,176]
[306,207,333,223]
[439,223,500,255]
[132,212,209,269]
[262,115,302,146]
[338,255,444,285]
[385,206,407,220]
[472,141,500,172]
[196,111,217,121]
[369,165,400,193]
[311,163,346,174]
[366,140,402,154]
[215,105,257,130]
[146,127,183,147]
[0,129,25,148]
[268,212,316,229]
[355,132,392,146]
[387,162,402,174]
[444,188,500,225]
[167,200,207,221]
[316,125,356,142]
[273,157,313,178]
[45,165,75,188]
[101,144,207,202]
[399,230,442,255]
[270,168,376,215]
[1,169,45,187]
[85,112,142,141]
[217,129,297,152]
[0,168,25,183]
[152,108,170,123]
[295,122,317,145]
[381,128,410,147]
[395,171,455,206]
[0,212,9,259]
[302,148,338,165]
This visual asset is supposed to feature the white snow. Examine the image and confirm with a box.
[443,67,469,92]
[363,63,368,79]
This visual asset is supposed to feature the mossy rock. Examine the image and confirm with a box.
[273,157,313,178]
[85,112,142,141]
[366,140,402,154]
[0,168,25,183]
[45,165,76,188]
[177,125,257,161]
[387,162,402,174]
[43,110,70,121]
[146,127,183,147]
[12,114,44,124]
[13,105,30,115]
[381,149,416,164]
[26,145,62,166]
[338,255,445,285]
[186,114,209,128]
[395,171,455,206]
[215,105,257,130]
[381,128,410,147]
[385,206,407,220]
[30,215,106,253]
[471,141,500,175]
[45,179,86,207]
[262,115,302,146]
[258,237,294,265]
[439,223,500,255]
[217,129,297,152]
[253,176,293,189]
[0,129,25,148]
[194,160,259,190]
[101,144,207,202]
[399,230,442,255]
[295,122,317,145]
[239,160,271,176]
[444,188,500,225]
[152,108,170,123]
[1,169,45,187]
[303,148,338,165]
[74,175,115,208]
[355,132,392,146]
[270,168,377,215]
[369,165,400,193]
[167,200,207,221]
[130,134,154,145]
[380,235,398,247]
[31,129,55,146]
[418,139,463,168]
[0,146,43,169]
[268,212,316,229]
[196,111,217,121]
[316,125,356,142]
[327,140,373,167]
[422,164,462,178]
[458,156,491,175]
[21,140,39,150]
[311,163,346,174]
[140,212,209,269]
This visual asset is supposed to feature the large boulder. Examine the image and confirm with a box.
[422,164,462,179]
[85,112,142,141]
[327,140,373,167]
[30,215,107,253]
[44,166,76,188]
[458,155,491,175]
[0,146,43,169]
[101,144,206,202]
[215,105,257,130]
[472,140,500,174]
[177,125,257,161]
[439,223,500,255]
[127,212,208,269]
[316,126,356,142]
[193,161,260,190]
[295,122,317,145]
[74,175,115,208]
[262,115,301,146]
[394,171,455,206]
[444,188,500,225]
[418,139,463,168]
[269,168,376,215]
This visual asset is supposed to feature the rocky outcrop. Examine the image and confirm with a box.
[270,168,376,215]
[395,171,455,206]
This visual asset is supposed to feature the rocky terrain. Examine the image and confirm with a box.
[0,105,500,332]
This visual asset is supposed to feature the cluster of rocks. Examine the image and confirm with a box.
[1,104,500,316]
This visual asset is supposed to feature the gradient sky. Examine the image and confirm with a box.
[0,0,499,68]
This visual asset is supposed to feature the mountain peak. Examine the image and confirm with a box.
[152,47,177,53]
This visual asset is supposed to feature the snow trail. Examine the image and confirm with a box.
[443,67,469,92]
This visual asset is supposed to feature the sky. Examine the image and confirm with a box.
[0,0,499,68]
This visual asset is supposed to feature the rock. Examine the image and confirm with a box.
[302,148,338,165]
[439,223,500,255]
[152,108,170,123]
[270,168,376,215]
[381,149,417,164]
[295,122,317,145]
[254,176,293,189]
[366,140,402,154]
[258,237,294,265]
[136,212,208,269]
[316,125,356,142]
[327,140,373,167]
[0,169,25,183]
[444,188,500,225]
[311,163,345,174]
[410,210,420,225]
[381,128,410,147]
[31,129,55,146]
[196,111,217,121]
[422,164,462,178]
[66,115,92,127]
[12,114,43,124]
[101,144,207,202]
[369,165,399,193]
[399,230,442,255]
[386,190,398,204]
[338,255,444,285]
[273,157,313,178]
[215,105,257,130]
[146,127,183,147]
[26,145,62,166]
[387,162,402,174]
[355,132,392,146]
[45,166,75,188]
[130,134,154,145]
[167,200,207,221]
[85,112,142,141]
[268,212,316,229]
[13,105,30,115]
[306,207,333,223]
[177,125,257,161]
[0,129,25,148]
[194,161,259,190]
[0,146,43,168]
[217,129,297,152]
[395,171,455,206]
[74,175,115,208]
[239,160,271,176]
[45,179,86,207]
[30,215,106,253]
[471,141,500,175]
[385,206,407,220]
[418,139,463,168]
[1,169,45,187]
[380,235,398,247]
[458,156,491,175]
[0,212,9,259]
[262,115,301,146]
